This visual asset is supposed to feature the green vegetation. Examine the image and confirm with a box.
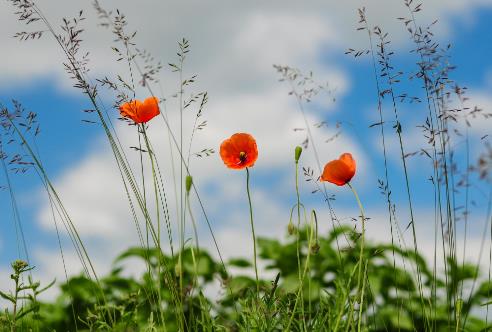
[2,227,491,331]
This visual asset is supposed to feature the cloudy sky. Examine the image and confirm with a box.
[0,0,491,300]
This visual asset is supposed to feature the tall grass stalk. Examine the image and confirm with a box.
[373,27,428,327]
[4,112,114,325]
[402,2,459,324]
[356,8,402,326]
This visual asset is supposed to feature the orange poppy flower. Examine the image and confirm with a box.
[119,97,160,124]
[220,133,258,169]
[320,153,356,186]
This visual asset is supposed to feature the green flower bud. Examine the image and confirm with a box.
[287,221,296,235]
[185,175,193,194]
[295,146,302,163]
[310,243,320,255]
[11,260,28,273]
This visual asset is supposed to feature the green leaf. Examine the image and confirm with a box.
[227,258,251,268]
[228,276,255,294]
[36,278,56,295]
[0,290,14,303]
[15,304,39,320]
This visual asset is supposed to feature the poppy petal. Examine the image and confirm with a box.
[135,97,160,123]
[339,153,356,175]
[320,153,356,186]
[220,139,241,168]
[119,100,141,119]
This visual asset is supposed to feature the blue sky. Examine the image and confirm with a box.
[0,0,491,298]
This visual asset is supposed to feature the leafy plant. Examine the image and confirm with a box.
[0,260,54,332]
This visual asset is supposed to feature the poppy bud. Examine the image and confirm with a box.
[185,175,193,194]
[295,146,302,163]
[287,221,296,235]
[310,243,320,255]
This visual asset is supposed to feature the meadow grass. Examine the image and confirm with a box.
[1,0,491,331]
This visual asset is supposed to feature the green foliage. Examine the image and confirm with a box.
[3,228,491,331]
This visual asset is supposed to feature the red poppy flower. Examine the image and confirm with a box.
[320,153,356,186]
[119,97,160,124]
[220,133,258,169]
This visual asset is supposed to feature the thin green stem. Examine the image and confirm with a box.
[246,167,260,299]
[294,160,306,328]
[347,182,366,332]
[186,190,200,294]
[141,125,171,328]
[285,211,317,332]
[12,276,19,332]
[333,262,360,332]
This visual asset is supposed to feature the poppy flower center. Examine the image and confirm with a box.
[239,151,247,164]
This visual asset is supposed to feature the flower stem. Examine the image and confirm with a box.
[347,182,366,331]
[285,210,316,331]
[295,159,306,325]
[246,167,260,299]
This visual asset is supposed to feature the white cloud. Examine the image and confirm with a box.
[1,0,491,89]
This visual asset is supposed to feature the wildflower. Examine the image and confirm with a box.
[219,133,258,169]
[220,132,260,297]
[119,97,160,124]
[11,260,28,273]
[320,153,356,186]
